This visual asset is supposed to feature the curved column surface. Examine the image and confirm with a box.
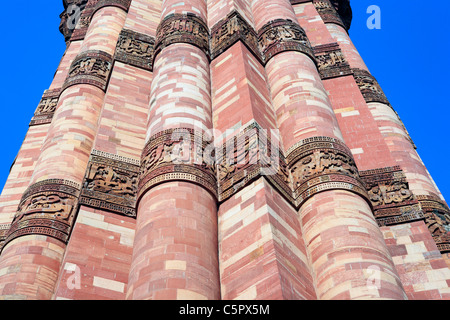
[127,0,221,300]
[250,0,407,300]
[0,7,127,300]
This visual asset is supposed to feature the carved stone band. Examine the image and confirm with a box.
[416,194,450,253]
[63,50,113,92]
[313,43,352,79]
[217,123,288,202]
[2,179,81,249]
[138,129,218,203]
[115,29,155,71]
[154,13,210,61]
[359,166,425,226]
[210,11,261,62]
[313,0,346,29]
[80,150,140,218]
[286,136,369,207]
[215,123,369,209]
[30,88,61,126]
[352,68,390,105]
[258,19,315,64]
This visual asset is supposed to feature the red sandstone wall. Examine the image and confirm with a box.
[381,221,450,300]
[0,0,448,301]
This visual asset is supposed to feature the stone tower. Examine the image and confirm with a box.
[0,0,449,300]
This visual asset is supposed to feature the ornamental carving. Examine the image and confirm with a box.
[417,194,450,253]
[154,13,210,60]
[2,180,81,248]
[313,43,352,79]
[360,166,425,226]
[352,68,390,105]
[368,182,414,207]
[258,19,315,64]
[30,89,61,126]
[63,50,113,92]
[217,123,288,202]
[0,224,9,251]
[80,150,140,218]
[313,0,346,28]
[216,127,369,208]
[139,129,218,202]
[210,10,261,62]
[115,29,155,71]
[287,137,368,206]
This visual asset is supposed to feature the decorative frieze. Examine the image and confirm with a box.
[80,150,140,218]
[417,194,450,253]
[115,29,155,71]
[359,166,425,226]
[0,224,10,251]
[287,136,369,207]
[29,89,61,126]
[217,123,289,202]
[216,125,369,208]
[352,68,390,105]
[154,13,210,60]
[2,179,81,249]
[258,19,315,64]
[210,10,261,62]
[138,129,218,203]
[63,50,113,92]
[313,43,352,79]
[313,0,346,29]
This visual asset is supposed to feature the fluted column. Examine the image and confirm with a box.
[0,4,128,300]
[250,0,407,300]
[126,0,221,300]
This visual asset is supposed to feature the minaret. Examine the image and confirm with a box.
[0,0,448,300]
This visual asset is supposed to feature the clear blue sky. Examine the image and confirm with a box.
[0,1,449,201]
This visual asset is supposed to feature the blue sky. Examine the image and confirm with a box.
[0,1,449,201]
